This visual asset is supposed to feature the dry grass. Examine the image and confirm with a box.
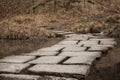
[71,21,107,33]
[0,15,56,40]
[105,25,120,38]
[105,14,120,23]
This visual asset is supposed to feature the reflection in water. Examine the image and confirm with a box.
[0,38,62,58]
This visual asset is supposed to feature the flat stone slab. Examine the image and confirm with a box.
[52,44,83,48]
[38,46,64,52]
[83,44,115,50]
[64,34,78,37]
[63,47,86,52]
[69,34,96,39]
[83,44,115,49]
[28,56,66,64]
[90,38,115,41]
[0,74,78,80]
[58,41,78,45]
[64,37,88,41]
[0,74,40,80]
[59,52,102,58]
[78,41,98,45]
[26,52,58,56]
[100,40,117,45]
[40,76,77,80]
[88,47,108,52]
[52,44,75,47]
[0,63,29,73]
[53,31,65,33]
[0,56,35,63]
[64,56,96,65]
[28,64,90,77]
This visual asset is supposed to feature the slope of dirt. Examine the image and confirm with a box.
[88,39,120,80]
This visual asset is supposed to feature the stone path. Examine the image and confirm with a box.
[0,31,117,80]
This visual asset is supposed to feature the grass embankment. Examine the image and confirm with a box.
[70,21,107,33]
[70,14,120,38]
[0,15,56,40]
[0,14,64,58]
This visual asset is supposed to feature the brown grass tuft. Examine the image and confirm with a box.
[71,21,107,33]
[105,14,120,23]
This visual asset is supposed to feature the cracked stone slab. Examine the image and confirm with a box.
[63,47,86,52]
[88,47,108,52]
[38,46,64,52]
[28,64,90,77]
[26,52,58,56]
[78,41,98,45]
[28,56,66,64]
[58,41,78,45]
[0,56,36,63]
[0,63,29,73]
[63,56,96,65]
[0,74,40,80]
[59,52,102,58]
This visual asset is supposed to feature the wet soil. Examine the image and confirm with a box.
[88,39,120,80]
[0,38,63,58]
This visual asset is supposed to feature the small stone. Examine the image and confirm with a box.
[28,64,90,77]
[28,56,66,64]
[0,56,35,63]
[0,63,29,73]
[64,56,96,65]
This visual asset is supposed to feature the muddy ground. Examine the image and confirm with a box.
[87,39,120,80]
[0,37,63,58]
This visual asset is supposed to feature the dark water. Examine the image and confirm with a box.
[0,38,62,58]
